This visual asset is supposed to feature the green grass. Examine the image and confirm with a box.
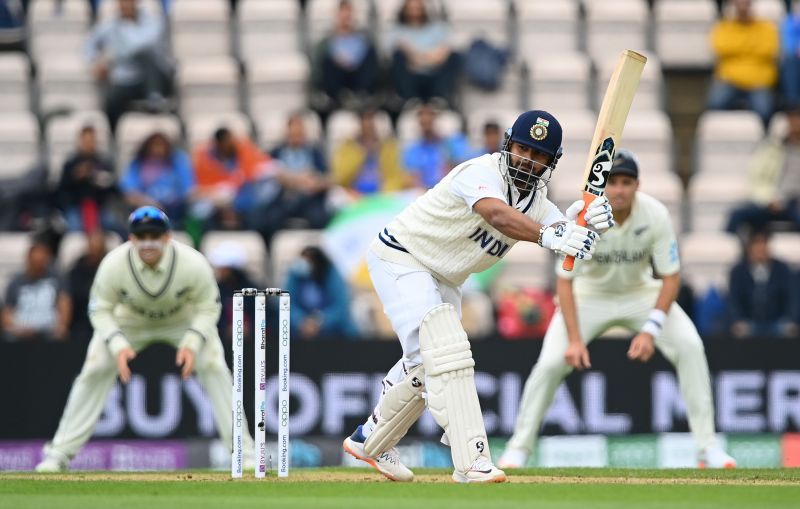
[1,468,799,509]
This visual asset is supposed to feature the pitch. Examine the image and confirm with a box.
[2,468,799,509]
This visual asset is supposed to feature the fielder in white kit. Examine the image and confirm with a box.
[36,206,254,472]
[498,150,736,469]
[342,110,616,483]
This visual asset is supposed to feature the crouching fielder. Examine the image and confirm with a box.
[499,150,736,470]
[342,110,615,483]
[36,206,255,472]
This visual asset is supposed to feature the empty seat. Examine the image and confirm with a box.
[46,110,112,183]
[177,57,240,116]
[687,171,749,232]
[442,0,510,50]
[246,52,310,119]
[695,111,764,176]
[654,0,716,69]
[171,0,230,59]
[0,53,30,113]
[594,53,664,113]
[270,229,325,286]
[680,231,740,293]
[185,112,253,148]
[515,0,580,57]
[28,0,90,61]
[38,55,100,116]
[527,52,592,112]
[619,111,674,175]
[0,233,35,295]
[0,112,40,179]
[462,62,524,113]
[545,109,597,205]
[237,0,301,61]
[768,111,788,139]
[115,113,182,172]
[638,171,685,233]
[256,110,323,152]
[585,0,649,64]
[769,232,800,269]
[57,231,123,271]
[752,0,786,23]
[201,230,270,284]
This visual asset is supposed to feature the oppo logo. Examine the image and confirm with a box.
[235,319,243,347]
[281,319,290,346]
[235,399,243,428]
[280,398,289,427]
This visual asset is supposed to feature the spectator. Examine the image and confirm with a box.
[781,1,800,107]
[387,0,459,108]
[284,246,357,339]
[402,103,471,189]
[120,131,194,226]
[85,0,174,129]
[66,230,108,340]
[726,107,800,234]
[2,241,71,342]
[55,126,123,236]
[707,0,779,125]
[332,109,409,194]
[191,127,268,231]
[209,242,258,345]
[728,230,798,338]
[471,121,502,157]
[0,0,24,51]
[247,114,330,248]
[311,0,380,111]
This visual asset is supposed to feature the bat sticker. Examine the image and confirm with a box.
[584,137,616,196]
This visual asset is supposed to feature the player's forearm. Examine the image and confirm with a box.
[477,201,540,243]
[653,273,680,314]
[556,277,582,344]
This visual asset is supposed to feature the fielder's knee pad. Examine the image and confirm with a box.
[419,303,489,472]
[363,364,427,457]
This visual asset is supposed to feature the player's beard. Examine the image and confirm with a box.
[504,154,552,194]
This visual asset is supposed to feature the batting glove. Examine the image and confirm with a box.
[583,196,615,232]
[539,200,598,260]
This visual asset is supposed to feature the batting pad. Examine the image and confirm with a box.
[364,364,427,457]
[419,303,490,472]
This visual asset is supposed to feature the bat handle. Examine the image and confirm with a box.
[561,191,597,272]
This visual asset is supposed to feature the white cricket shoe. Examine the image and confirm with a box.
[698,447,737,469]
[452,457,508,484]
[35,453,68,473]
[497,447,529,469]
[343,425,414,482]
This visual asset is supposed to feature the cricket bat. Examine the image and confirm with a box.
[562,49,647,271]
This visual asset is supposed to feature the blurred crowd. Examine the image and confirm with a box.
[1,0,800,344]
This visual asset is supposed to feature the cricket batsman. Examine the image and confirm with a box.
[342,110,616,483]
[36,206,254,472]
[498,149,737,469]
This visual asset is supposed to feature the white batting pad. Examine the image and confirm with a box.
[364,365,427,457]
[419,304,490,472]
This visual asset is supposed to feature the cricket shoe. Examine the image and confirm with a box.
[343,425,414,482]
[497,447,528,469]
[35,450,69,473]
[698,447,736,469]
[452,457,508,484]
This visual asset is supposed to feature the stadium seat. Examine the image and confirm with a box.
[514,0,580,58]
[687,171,749,232]
[396,107,463,146]
[28,0,90,61]
[171,0,230,59]
[594,53,665,113]
[45,110,112,183]
[201,230,270,284]
[255,110,323,153]
[442,0,510,51]
[545,109,597,205]
[768,112,788,139]
[654,0,716,69]
[237,0,301,61]
[57,231,123,271]
[461,62,524,113]
[0,112,40,180]
[0,233,34,295]
[177,57,240,116]
[769,232,800,269]
[115,113,182,172]
[37,55,100,116]
[585,0,649,65]
[695,111,764,177]
[270,229,325,286]
[490,240,555,296]
[246,52,310,120]
[620,111,675,175]
[527,52,592,112]
[0,53,30,113]
[171,230,195,246]
[322,109,392,162]
[751,0,786,23]
[465,108,518,148]
[185,111,253,148]
[638,171,685,234]
[679,231,740,294]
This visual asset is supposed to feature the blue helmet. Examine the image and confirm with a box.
[128,206,171,236]
[500,110,564,193]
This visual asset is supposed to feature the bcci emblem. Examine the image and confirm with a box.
[530,117,550,141]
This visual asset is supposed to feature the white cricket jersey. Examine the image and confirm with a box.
[558,191,680,295]
[371,153,564,287]
[88,239,222,354]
